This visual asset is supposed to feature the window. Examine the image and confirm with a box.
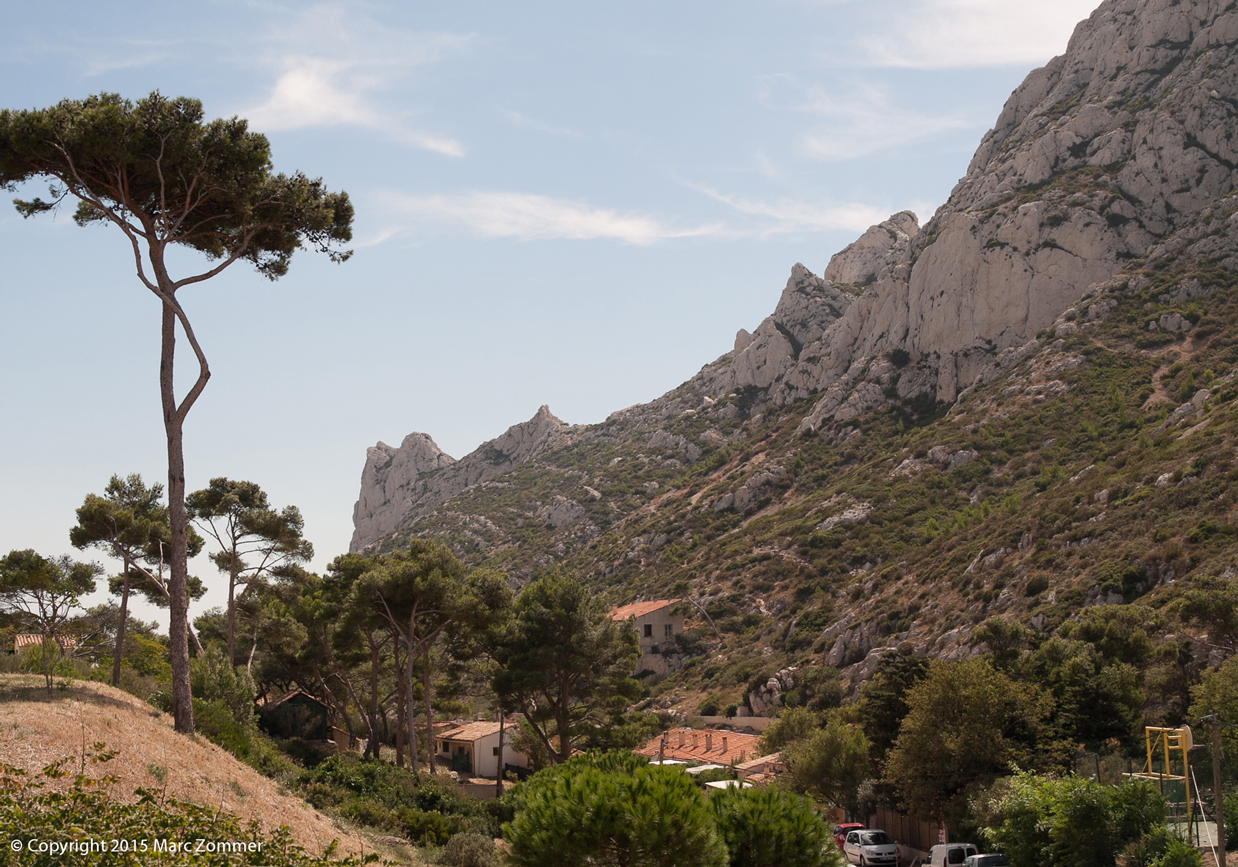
[440,742,449,753]
[492,747,500,756]
[643,624,653,637]
[664,623,673,637]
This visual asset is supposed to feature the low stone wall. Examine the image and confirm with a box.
[698,715,772,732]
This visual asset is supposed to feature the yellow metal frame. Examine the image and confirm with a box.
[1125,726,1193,830]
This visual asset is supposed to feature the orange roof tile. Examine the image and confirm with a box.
[634,727,762,766]
[609,599,681,621]
[14,634,76,651]
[438,720,518,743]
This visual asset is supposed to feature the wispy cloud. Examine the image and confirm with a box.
[759,75,973,160]
[244,4,471,157]
[378,190,719,245]
[687,183,890,235]
[854,0,1100,69]
[498,108,583,138]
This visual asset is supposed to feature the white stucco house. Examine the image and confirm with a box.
[435,720,530,779]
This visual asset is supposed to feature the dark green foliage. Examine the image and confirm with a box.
[780,717,871,817]
[856,654,929,761]
[503,751,728,867]
[293,753,501,844]
[711,786,840,867]
[493,572,640,763]
[980,772,1166,867]
[885,658,1051,826]
[0,92,353,276]
[0,746,374,866]
[435,833,501,867]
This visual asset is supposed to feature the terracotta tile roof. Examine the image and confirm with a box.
[13,634,76,652]
[634,727,762,766]
[438,720,517,743]
[609,599,681,621]
[735,752,781,772]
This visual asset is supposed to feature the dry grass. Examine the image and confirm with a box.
[0,674,419,862]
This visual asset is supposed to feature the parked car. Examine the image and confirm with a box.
[963,854,1009,867]
[833,823,866,851]
[843,829,898,867]
[929,843,978,867]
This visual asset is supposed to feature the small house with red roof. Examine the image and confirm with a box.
[634,727,763,767]
[435,720,530,779]
[609,599,683,654]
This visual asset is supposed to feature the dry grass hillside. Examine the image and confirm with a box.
[0,674,403,862]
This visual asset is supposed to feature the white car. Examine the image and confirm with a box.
[844,829,898,867]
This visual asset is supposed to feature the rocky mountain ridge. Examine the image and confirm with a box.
[350,0,1238,710]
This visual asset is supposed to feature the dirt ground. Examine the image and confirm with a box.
[0,675,403,861]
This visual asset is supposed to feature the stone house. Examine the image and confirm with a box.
[609,599,684,675]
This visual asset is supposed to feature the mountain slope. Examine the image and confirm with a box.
[350,0,1238,713]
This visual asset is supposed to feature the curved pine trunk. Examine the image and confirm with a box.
[162,299,195,735]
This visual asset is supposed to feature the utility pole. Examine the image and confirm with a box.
[495,709,505,800]
[1210,715,1225,867]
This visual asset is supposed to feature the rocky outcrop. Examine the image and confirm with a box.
[822,211,919,287]
[689,0,1238,425]
[350,405,577,551]
[351,434,454,552]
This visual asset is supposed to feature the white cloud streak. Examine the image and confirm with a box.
[498,108,583,138]
[759,75,973,160]
[687,183,890,235]
[379,191,720,245]
[855,0,1101,69]
[244,4,471,157]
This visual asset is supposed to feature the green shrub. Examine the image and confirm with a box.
[293,753,498,841]
[504,751,727,867]
[436,832,501,867]
[711,785,839,867]
[0,745,374,866]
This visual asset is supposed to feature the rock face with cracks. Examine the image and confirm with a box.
[351,405,576,551]
[353,0,1238,579]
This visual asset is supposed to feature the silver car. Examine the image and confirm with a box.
[844,829,898,867]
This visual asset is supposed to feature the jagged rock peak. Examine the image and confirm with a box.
[823,211,919,287]
[706,0,1238,427]
[350,405,578,552]
[351,432,455,551]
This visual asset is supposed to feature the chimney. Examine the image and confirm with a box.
[722,735,728,753]
[678,730,685,748]
[705,732,713,752]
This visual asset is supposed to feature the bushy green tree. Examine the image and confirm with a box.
[504,751,727,867]
[1020,636,1143,749]
[885,657,1050,825]
[856,653,929,761]
[711,785,840,867]
[781,716,871,817]
[493,573,639,763]
[979,771,1165,867]
[187,478,313,667]
[0,549,100,694]
[190,644,257,730]
[760,707,823,753]
[1,92,353,734]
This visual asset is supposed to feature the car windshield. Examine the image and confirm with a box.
[862,832,893,845]
[976,857,1009,867]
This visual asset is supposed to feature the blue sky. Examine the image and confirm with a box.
[1,0,1100,624]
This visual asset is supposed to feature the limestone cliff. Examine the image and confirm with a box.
[691,0,1238,430]
[350,405,577,551]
